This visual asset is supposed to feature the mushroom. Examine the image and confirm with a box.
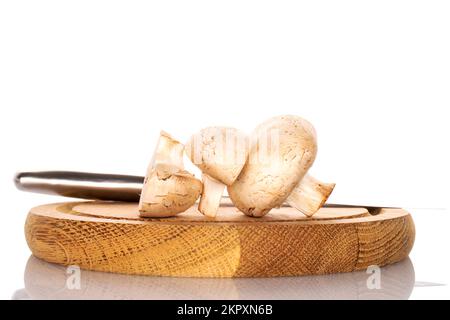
[139,131,202,217]
[286,174,336,217]
[185,127,248,217]
[227,115,335,217]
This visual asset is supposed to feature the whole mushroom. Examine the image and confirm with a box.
[139,131,202,217]
[185,127,248,217]
[228,115,335,217]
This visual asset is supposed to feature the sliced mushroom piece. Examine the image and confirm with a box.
[139,131,202,217]
[228,115,335,217]
[185,127,248,217]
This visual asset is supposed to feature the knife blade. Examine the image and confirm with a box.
[14,171,397,214]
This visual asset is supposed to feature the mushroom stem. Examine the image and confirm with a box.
[198,174,225,218]
[286,174,335,217]
[151,131,185,170]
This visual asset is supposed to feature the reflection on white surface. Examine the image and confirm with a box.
[18,255,415,300]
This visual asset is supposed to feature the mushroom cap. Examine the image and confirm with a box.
[139,167,202,217]
[185,127,248,186]
[227,115,317,217]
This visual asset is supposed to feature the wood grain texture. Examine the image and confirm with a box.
[25,201,415,278]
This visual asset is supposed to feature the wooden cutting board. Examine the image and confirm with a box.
[25,201,415,278]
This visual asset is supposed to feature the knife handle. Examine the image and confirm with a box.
[14,171,143,202]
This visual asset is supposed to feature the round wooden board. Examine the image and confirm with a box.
[25,201,415,278]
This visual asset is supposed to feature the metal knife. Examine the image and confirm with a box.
[14,171,395,214]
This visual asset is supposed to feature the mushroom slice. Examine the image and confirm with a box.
[186,127,248,217]
[228,115,334,217]
[139,131,202,217]
[286,174,336,217]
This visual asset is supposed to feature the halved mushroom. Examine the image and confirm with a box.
[185,127,248,217]
[139,131,202,217]
[227,115,335,217]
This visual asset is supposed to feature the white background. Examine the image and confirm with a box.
[0,1,448,299]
